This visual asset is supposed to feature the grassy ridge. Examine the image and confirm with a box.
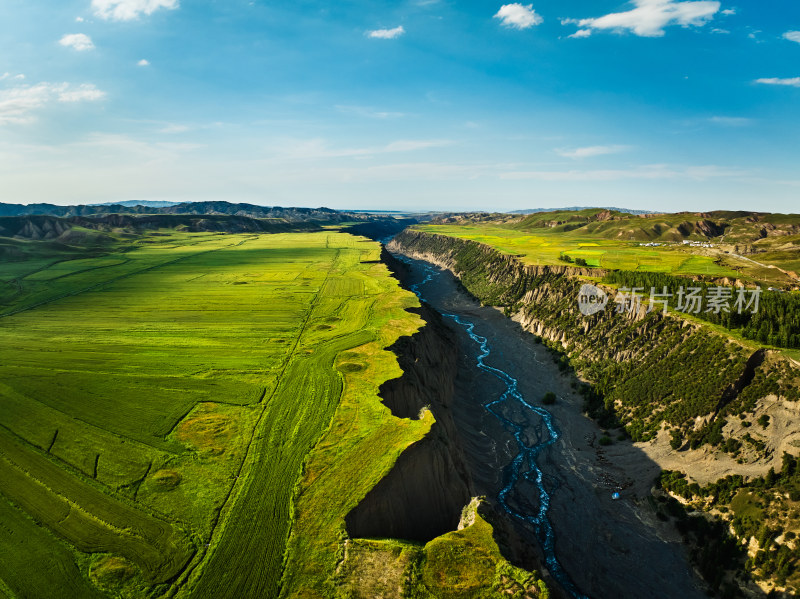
[0,426,193,583]
[279,268,430,598]
[0,495,106,599]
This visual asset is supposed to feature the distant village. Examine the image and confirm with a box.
[639,240,715,248]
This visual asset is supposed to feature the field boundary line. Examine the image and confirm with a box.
[177,247,341,595]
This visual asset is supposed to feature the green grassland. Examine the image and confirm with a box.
[2,230,356,597]
[415,209,800,286]
[413,223,739,277]
[0,228,539,598]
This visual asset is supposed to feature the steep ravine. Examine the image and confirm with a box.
[387,250,716,599]
[388,231,800,597]
[343,253,557,596]
[345,303,474,542]
[388,230,796,457]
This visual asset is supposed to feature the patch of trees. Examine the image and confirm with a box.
[651,482,748,597]
[660,456,800,593]
[603,270,800,349]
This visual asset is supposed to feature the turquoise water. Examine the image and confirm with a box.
[403,256,587,599]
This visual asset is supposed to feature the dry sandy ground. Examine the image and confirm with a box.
[397,254,710,599]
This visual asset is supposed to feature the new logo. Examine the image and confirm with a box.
[577,283,608,316]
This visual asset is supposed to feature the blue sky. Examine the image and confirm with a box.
[1,0,798,212]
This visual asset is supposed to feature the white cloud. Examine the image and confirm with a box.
[92,0,178,21]
[784,31,800,44]
[59,33,95,51]
[0,82,105,125]
[0,84,54,125]
[569,28,592,38]
[367,26,405,39]
[58,84,106,102]
[755,77,800,88]
[137,59,150,66]
[556,145,630,159]
[720,8,735,15]
[568,0,720,38]
[76,16,85,22]
[494,4,543,30]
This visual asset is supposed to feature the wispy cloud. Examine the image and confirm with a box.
[59,33,95,51]
[157,123,190,134]
[755,77,800,88]
[565,0,720,38]
[784,31,800,44]
[277,138,452,160]
[569,29,592,38]
[137,59,150,66]
[75,132,203,156]
[708,116,751,126]
[0,82,105,125]
[367,26,405,39]
[336,105,405,119]
[494,4,543,30]
[501,163,747,181]
[92,0,178,22]
[720,8,735,15]
[555,145,630,159]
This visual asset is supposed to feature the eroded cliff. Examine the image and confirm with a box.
[345,302,474,542]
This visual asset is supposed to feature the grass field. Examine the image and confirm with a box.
[413,224,739,278]
[0,230,437,598]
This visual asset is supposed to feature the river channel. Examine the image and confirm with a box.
[392,251,708,599]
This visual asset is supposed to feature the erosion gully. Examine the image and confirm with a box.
[391,251,708,599]
[399,255,586,598]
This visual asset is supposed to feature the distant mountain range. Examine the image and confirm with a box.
[0,201,418,245]
[507,206,656,215]
[0,201,358,223]
[89,200,182,208]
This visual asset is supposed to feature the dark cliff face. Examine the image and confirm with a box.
[379,304,457,420]
[345,300,474,543]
